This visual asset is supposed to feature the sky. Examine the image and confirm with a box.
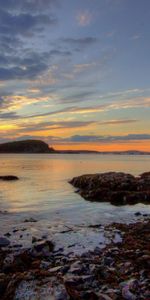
[0,0,150,151]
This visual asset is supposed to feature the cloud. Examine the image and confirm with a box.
[17,120,95,133]
[0,94,49,116]
[0,0,58,12]
[53,134,150,144]
[98,119,138,125]
[0,1,59,82]
[0,111,18,119]
[0,9,56,38]
[73,63,96,74]
[63,37,97,48]
[1,133,150,146]
[76,10,93,27]
[131,34,141,40]
[0,50,53,81]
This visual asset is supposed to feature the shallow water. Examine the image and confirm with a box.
[0,154,150,252]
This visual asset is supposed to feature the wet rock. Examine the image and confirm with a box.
[24,217,37,223]
[88,224,102,228]
[32,236,38,243]
[54,285,69,300]
[120,279,139,300]
[0,219,149,300]
[69,261,85,275]
[4,232,11,238]
[135,212,141,216]
[70,172,150,205]
[40,260,51,269]
[31,240,54,257]
[140,172,150,179]
[0,175,19,181]
[48,265,63,273]
[0,237,10,247]
[98,294,113,300]
[0,210,8,214]
[65,278,99,300]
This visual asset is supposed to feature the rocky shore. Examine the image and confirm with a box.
[0,217,149,300]
[70,172,150,205]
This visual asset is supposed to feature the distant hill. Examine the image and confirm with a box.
[0,140,149,155]
[55,150,98,154]
[97,150,150,155]
[0,140,55,153]
[56,149,150,155]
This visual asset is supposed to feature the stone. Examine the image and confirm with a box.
[120,279,139,300]
[0,237,10,247]
[98,294,113,300]
[31,240,54,257]
[24,217,37,222]
[48,265,63,273]
[4,232,11,238]
[134,212,141,216]
[0,175,19,181]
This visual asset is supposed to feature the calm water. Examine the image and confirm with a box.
[0,154,150,253]
[0,154,150,222]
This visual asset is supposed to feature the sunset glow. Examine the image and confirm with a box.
[0,0,150,151]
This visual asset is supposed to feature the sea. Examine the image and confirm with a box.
[0,154,150,253]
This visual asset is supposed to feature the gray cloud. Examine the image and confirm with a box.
[0,0,58,81]
[0,0,58,14]
[63,37,98,48]
[1,133,150,146]
[12,121,95,134]
[0,9,56,38]
[0,111,18,119]
[63,134,150,143]
[0,63,47,81]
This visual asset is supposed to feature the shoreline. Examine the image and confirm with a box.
[0,167,150,299]
[0,216,149,299]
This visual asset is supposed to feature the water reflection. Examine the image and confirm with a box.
[0,154,150,220]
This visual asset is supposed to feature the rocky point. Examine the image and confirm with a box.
[70,172,150,205]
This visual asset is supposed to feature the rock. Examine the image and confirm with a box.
[135,212,141,216]
[70,172,150,205]
[24,217,37,223]
[98,294,113,300]
[140,172,150,179]
[31,240,54,257]
[65,278,99,300]
[4,232,11,238]
[48,265,63,273]
[0,237,10,247]
[0,175,19,181]
[0,219,149,300]
[120,279,139,300]
[32,236,38,243]
[54,286,69,300]
[88,224,102,228]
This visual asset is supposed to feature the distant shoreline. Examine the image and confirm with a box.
[0,150,150,155]
[54,150,150,155]
[0,139,149,155]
